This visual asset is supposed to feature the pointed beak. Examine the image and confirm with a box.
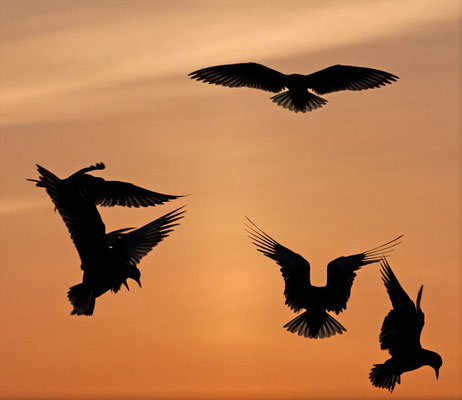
[123,280,130,291]
[135,277,142,288]
[435,368,440,380]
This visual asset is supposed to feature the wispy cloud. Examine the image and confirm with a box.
[0,0,458,126]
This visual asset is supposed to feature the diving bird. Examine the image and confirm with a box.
[68,207,186,316]
[246,218,402,339]
[369,258,442,392]
[189,62,398,113]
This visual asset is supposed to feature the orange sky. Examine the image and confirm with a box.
[0,1,460,399]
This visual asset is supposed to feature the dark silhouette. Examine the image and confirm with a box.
[189,62,398,113]
[28,163,186,315]
[369,258,442,392]
[246,218,401,338]
[68,207,186,316]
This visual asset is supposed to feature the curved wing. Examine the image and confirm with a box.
[246,218,311,312]
[326,236,402,313]
[379,258,424,356]
[305,65,398,95]
[109,207,186,266]
[189,62,287,93]
[35,165,107,271]
[83,175,182,208]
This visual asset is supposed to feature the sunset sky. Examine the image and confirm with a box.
[0,1,460,399]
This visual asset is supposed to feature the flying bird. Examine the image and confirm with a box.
[189,62,398,113]
[68,207,186,316]
[246,218,402,339]
[369,258,442,392]
[29,163,186,315]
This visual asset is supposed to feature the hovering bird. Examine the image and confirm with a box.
[189,62,398,113]
[68,207,186,316]
[369,258,442,392]
[246,218,402,339]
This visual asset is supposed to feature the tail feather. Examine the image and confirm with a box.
[369,363,401,392]
[283,310,346,339]
[67,283,95,316]
[270,90,327,113]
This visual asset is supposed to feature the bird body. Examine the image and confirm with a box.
[189,62,398,113]
[246,218,401,338]
[369,258,442,392]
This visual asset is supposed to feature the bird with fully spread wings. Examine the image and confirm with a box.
[29,163,185,315]
[246,218,402,339]
[189,62,398,113]
[369,258,442,392]
[67,207,186,316]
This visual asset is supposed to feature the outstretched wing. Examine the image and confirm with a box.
[109,207,186,266]
[189,62,287,93]
[379,258,424,356]
[246,218,311,312]
[83,175,182,208]
[326,236,402,314]
[34,165,107,271]
[305,65,398,95]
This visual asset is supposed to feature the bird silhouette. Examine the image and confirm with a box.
[29,163,186,315]
[189,62,398,113]
[369,258,442,392]
[246,218,402,339]
[68,207,186,316]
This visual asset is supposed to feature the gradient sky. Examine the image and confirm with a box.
[0,1,460,399]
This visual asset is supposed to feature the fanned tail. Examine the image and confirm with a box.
[67,283,95,316]
[270,90,327,113]
[369,363,401,393]
[283,310,346,339]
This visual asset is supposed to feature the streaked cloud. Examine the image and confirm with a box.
[0,0,458,126]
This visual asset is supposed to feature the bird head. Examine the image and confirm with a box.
[127,267,142,288]
[427,351,443,380]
